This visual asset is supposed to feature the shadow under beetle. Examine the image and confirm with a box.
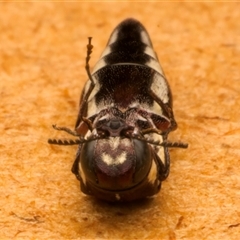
[48,18,188,202]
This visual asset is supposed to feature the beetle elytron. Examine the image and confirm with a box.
[48,18,188,202]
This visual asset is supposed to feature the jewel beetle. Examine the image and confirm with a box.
[48,18,188,202]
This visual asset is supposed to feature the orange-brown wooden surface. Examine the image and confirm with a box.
[1,2,240,239]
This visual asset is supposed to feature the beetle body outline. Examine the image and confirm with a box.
[49,18,188,202]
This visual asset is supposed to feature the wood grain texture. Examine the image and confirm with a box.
[1,2,239,239]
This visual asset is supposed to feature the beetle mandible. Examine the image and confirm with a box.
[48,18,188,202]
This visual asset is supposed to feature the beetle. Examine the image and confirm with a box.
[48,18,188,202]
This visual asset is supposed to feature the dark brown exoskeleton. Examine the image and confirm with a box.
[48,18,188,202]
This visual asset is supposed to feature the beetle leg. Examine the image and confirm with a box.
[139,113,156,129]
[141,128,161,135]
[75,37,96,129]
[152,149,170,181]
[52,124,79,136]
[151,134,170,181]
[71,144,83,179]
[71,143,93,195]
[82,117,93,131]
[124,107,172,143]
[148,89,177,131]
[48,138,81,145]
[135,109,170,134]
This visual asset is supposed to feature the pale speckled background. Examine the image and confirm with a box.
[0,2,240,239]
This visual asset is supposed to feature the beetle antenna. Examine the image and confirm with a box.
[48,138,81,145]
[131,134,188,149]
[48,132,108,146]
